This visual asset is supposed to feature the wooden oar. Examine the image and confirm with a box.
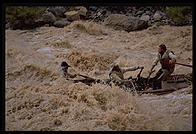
[144,70,155,90]
[78,74,95,80]
[130,79,136,91]
[175,62,192,68]
[137,67,144,78]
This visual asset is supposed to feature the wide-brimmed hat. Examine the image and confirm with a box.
[61,61,71,68]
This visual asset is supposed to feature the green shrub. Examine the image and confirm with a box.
[165,6,192,25]
[6,6,43,29]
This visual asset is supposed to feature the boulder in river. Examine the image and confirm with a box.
[104,14,148,32]
[53,19,71,28]
[41,12,56,24]
[140,15,150,22]
[48,7,65,17]
[65,11,80,21]
[153,11,163,21]
[75,6,88,17]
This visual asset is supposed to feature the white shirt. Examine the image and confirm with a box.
[152,50,177,66]
[63,67,84,80]
[109,66,140,83]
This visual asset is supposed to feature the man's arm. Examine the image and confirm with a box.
[69,74,77,78]
[67,68,78,78]
[121,66,140,74]
[169,52,177,64]
[109,73,124,83]
[149,53,160,73]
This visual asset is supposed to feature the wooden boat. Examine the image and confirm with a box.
[72,71,192,95]
[137,73,192,95]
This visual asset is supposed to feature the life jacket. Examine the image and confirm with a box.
[160,50,175,73]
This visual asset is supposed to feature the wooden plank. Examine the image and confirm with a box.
[166,80,186,83]
[137,88,177,95]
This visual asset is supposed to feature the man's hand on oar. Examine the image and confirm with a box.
[77,74,95,80]
[144,69,155,90]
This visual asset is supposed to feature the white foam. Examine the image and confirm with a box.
[36,47,53,56]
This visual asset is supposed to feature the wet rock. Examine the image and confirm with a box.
[34,19,45,27]
[41,12,56,24]
[75,6,88,17]
[65,11,80,21]
[104,10,112,18]
[104,14,148,32]
[140,15,150,22]
[153,11,162,21]
[53,19,71,28]
[101,9,107,15]
[144,11,151,15]
[136,10,144,16]
[48,7,65,17]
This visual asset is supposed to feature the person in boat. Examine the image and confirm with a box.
[109,62,144,86]
[61,61,77,80]
[61,61,96,85]
[148,44,177,83]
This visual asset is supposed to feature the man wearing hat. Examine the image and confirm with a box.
[61,61,78,80]
[61,61,97,86]
[109,62,144,85]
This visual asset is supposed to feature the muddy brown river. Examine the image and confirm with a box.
[5,21,192,131]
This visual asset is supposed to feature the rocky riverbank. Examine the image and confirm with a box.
[6,6,192,31]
